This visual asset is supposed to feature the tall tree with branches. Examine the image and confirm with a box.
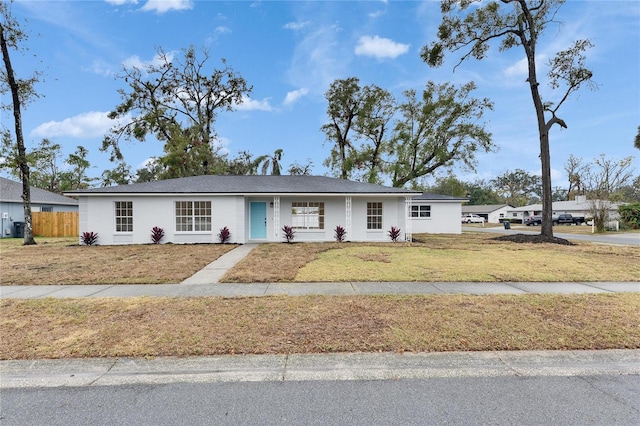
[321,77,364,180]
[423,0,596,239]
[390,81,494,187]
[1,1,40,245]
[102,46,251,177]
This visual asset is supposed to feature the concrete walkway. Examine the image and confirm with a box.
[180,243,259,284]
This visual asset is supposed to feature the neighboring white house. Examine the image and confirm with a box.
[66,175,426,245]
[508,195,622,222]
[411,193,467,234]
[0,177,79,238]
[461,204,512,224]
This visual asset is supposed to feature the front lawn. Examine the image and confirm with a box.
[222,233,640,283]
[1,233,639,285]
[0,238,236,285]
[2,293,638,359]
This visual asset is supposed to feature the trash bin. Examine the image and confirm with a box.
[503,221,511,230]
[13,221,24,238]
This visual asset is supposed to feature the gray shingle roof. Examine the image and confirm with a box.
[462,204,511,213]
[0,177,78,205]
[65,175,421,195]
[412,193,468,202]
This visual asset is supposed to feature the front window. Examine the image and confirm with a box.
[291,202,324,230]
[367,202,383,230]
[115,201,133,232]
[175,201,211,232]
[411,205,431,218]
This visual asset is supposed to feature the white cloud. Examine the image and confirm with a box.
[140,0,193,13]
[215,26,231,35]
[354,35,409,60]
[88,59,115,77]
[122,52,174,70]
[284,21,311,31]
[105,0,138,5]
[30,111,118,139]
[283,88,309,106]
[504,54,547,78]
[287,24,349,92]
[234,96,274,112]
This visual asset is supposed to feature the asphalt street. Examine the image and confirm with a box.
[2,374,639,425]
[466,226,640,246]
[3,350,640,425]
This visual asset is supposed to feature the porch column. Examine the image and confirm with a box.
[273,196,280,240]
[345,196,352,240]
[405,196,412,242]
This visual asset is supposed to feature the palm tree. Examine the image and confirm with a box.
[258,149,283,175]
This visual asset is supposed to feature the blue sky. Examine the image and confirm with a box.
[3,0,639,189]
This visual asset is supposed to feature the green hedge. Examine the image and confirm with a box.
[618,203,640,229]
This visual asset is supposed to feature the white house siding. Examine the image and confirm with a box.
[487,206,511,224]
[244,196,408,243]
[349,197,406,242]
[411,201,463,234]
[79,194,412,245]
[80,195,244,245]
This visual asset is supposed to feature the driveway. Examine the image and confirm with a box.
[465,226,640,246]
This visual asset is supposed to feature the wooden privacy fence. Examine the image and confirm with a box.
[32,212,79,237]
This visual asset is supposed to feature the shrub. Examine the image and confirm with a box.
[150,226,165,244]
[619,202,640,229]
[218,226,231,243]
[282,225,295,243]
[334,225,346,242]
[388,226,401,242]
[81,231,98,246]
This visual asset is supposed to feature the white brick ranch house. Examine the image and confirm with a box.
[66,175,440,245]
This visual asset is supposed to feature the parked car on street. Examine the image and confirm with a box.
[525,215,543,226]
[552,214,586,225]
[461,214,485,224]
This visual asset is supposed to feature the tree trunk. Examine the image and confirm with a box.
[0,21,36,245]
[519,6,554,239]
[538,130,554,238]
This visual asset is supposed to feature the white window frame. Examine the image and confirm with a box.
[367,202,383,230]
[291,201,324,230]
[175,201,212,233]
[115,201,133,233]
[411,205,431,218]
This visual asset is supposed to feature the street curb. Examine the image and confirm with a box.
[2,349,639,389]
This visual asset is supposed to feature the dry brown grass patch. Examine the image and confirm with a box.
[2,294,638,359]
[223,234,640,283]
[0,239,237,285]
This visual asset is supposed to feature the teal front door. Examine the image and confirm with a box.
[250,202,267,239]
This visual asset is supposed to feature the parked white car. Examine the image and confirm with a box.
[461,214,485,224]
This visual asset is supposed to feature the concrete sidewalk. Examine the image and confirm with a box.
[1,281,638,299]
[2,349,639,388]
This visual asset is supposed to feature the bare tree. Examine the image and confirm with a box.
[564,154,588,200]
[581,154,635,232]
